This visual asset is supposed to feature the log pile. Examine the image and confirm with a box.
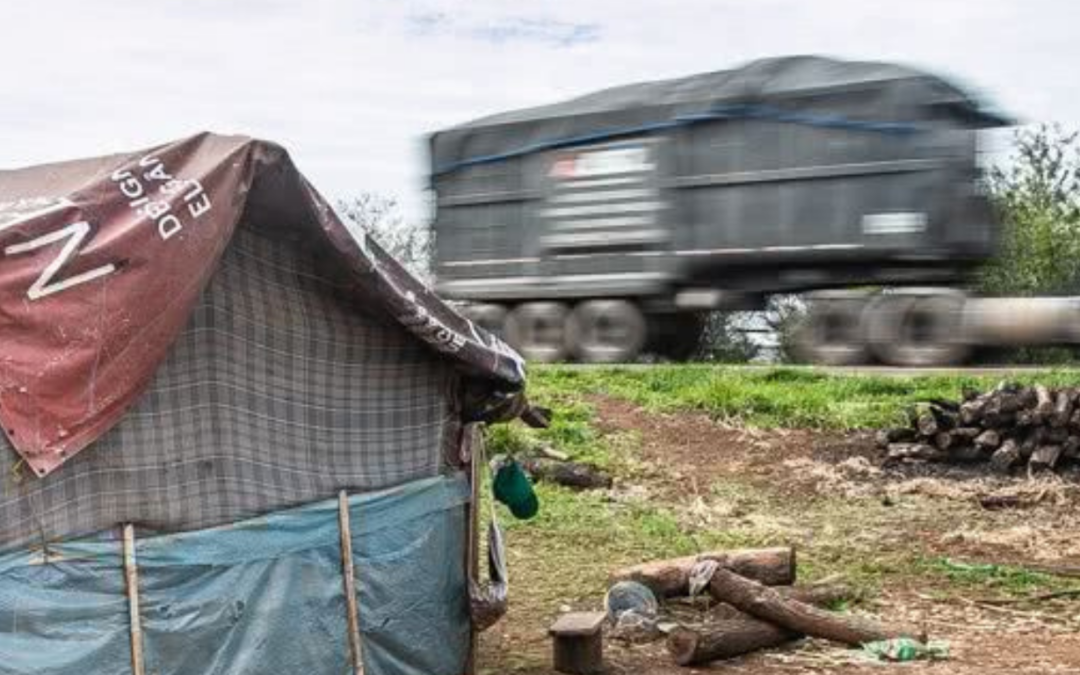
[878,383,1080,475]
[608,547,926,667]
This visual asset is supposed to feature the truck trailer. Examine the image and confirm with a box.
[428,55,1079,365]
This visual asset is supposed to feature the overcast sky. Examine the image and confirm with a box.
[1,1,1076,220]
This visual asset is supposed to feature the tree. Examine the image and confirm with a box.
[760,295,807,364]
[696,295,806,364]
[980,124,1080,296]
[336,194,433,280]
[698,312,760,362]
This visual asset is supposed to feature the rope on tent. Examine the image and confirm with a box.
[122,524,146,675]
[338,491,365,674]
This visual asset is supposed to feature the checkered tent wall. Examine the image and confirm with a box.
[0,222,462,550]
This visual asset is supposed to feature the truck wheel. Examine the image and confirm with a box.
[505,303,570,363]
[567,300,648,363]
[648,313,705,361]
[794,296,870,366]
[461,303,508,338]
[867,293,969,367]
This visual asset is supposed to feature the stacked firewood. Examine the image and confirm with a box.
[879,383,1080,474]
[609,547,924,666]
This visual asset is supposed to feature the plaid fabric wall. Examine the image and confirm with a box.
[0,223,460,550]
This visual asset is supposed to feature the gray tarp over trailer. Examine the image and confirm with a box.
[431,55,1005,174]
[0,133,531,675]
[429,55,1008,302]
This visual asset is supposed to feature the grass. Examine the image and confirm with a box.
[479,364,1080,671]
[927,559,1068,595]
[527,364,1080,429]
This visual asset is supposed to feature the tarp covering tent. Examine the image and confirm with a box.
[0,133,529,675]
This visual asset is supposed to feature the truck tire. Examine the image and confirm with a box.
[567,300,648,363]
[504,303,570,363]
[794,295,870,366]
[461,303,508,338]
[649,313,705,361]
[866,292,969,367]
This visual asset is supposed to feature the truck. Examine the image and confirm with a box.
[427,55,1080,366]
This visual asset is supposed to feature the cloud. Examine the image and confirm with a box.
[407,13,601,47]
[0,0,1077,223]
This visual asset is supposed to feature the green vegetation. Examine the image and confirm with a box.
[929,559,1068,595]
[480,364,1080,671]
[524,364,1080,429]
[981,124,1080,298]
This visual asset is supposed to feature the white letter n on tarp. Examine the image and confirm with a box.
[4,221,117,300]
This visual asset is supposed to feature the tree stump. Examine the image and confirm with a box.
[550,612,605,675]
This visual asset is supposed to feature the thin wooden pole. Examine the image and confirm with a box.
[122,524,145,675]
[464,426,482,675]
[339,491,364,674]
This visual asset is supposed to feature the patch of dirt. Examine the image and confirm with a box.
[541,395,1080,674]
[594,396,1080,508]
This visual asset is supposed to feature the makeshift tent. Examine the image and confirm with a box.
[0,133,529,675]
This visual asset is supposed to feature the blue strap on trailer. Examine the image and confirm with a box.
[432,103,923,176]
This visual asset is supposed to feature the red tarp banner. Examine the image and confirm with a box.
[0,133,525,477]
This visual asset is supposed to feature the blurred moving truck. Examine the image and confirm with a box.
[429,55,1078,366]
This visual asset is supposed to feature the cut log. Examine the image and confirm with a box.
[990,439,1022,473]
[708,569,925,647]
[666,584,856,666]
[1020,427,1045,459]
[959,399,986,426]
[929,406,958,430]
[952,427,982,441]
[667,620,796,666]
[973,429,1001,451]
[1030,445,1063,473]
[886,443,943,463]
[521,458,613,490]
[876,427,915,448]
[916,413,939,438]
[1064,436,1080,460]
[537,444,570,462]
[1045,427,1070,444]
[610,547,796,598]
[949,445,983,463]
[981,409,1016,429]
[1052,390,1075,428]
[1034,385,1054,422]
[933,432,954,451]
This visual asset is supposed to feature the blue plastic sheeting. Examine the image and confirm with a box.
[0,474,471,675]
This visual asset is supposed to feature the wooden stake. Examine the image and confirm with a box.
[464,425,482,675]
[122,524,145,675]
[339,491,364,674]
